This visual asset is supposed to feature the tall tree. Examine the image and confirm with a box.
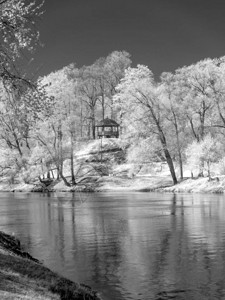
[172,59,214,143]
[205,57,225,131]
[104,51,131,119]
[115,65,178,185]
[77,65,99,139]
[37,67,80,186]
[160,72,191,179]
[0,80,53,158]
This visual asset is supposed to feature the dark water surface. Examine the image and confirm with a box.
[0,192,225,300]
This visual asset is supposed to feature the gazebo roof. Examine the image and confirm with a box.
[96,117,119,127]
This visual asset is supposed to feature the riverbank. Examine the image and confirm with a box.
[74,175,225,193]
[161,176,225,193]
[1,175,225,193]
[0,231,101,300]
[0,175,173,192]
[43,174,225,193]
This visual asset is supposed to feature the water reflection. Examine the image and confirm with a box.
[1,192,225,299]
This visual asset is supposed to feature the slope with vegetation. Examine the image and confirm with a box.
[0,231,101,300]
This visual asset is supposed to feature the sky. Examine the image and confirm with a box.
[28,0,225,80]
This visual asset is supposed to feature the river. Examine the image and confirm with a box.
[0,192,225,300]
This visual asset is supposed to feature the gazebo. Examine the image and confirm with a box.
[95,117,120,139]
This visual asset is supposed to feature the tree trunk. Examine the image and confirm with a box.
[58,123,63,175]
[92,123,95,139]
[80,101,83,138]
[102,94,105,120]
[14,133,23,157]
[70,131,76,186]
[163,147,178,185]
[90,108,96,139]
[87,122,91,139]
[110,97,114,119]
[172,111,183,179]
[178,151,183,180]
[153,113,178,185]
[207,161,211,179]
[198,160,204,177]
[57,166,71,187]
[60,173,71,187]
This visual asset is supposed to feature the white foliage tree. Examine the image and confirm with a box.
[186,135,222,178]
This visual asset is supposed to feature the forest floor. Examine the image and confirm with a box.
[0,231,101,300]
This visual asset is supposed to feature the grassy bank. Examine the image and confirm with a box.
[0,175,174,192]
[0,231,101,300]
[161,176,225,193]
[78,175,225,193]
[1,175,225,194]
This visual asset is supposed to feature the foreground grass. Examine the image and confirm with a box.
[0,231,101,300]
